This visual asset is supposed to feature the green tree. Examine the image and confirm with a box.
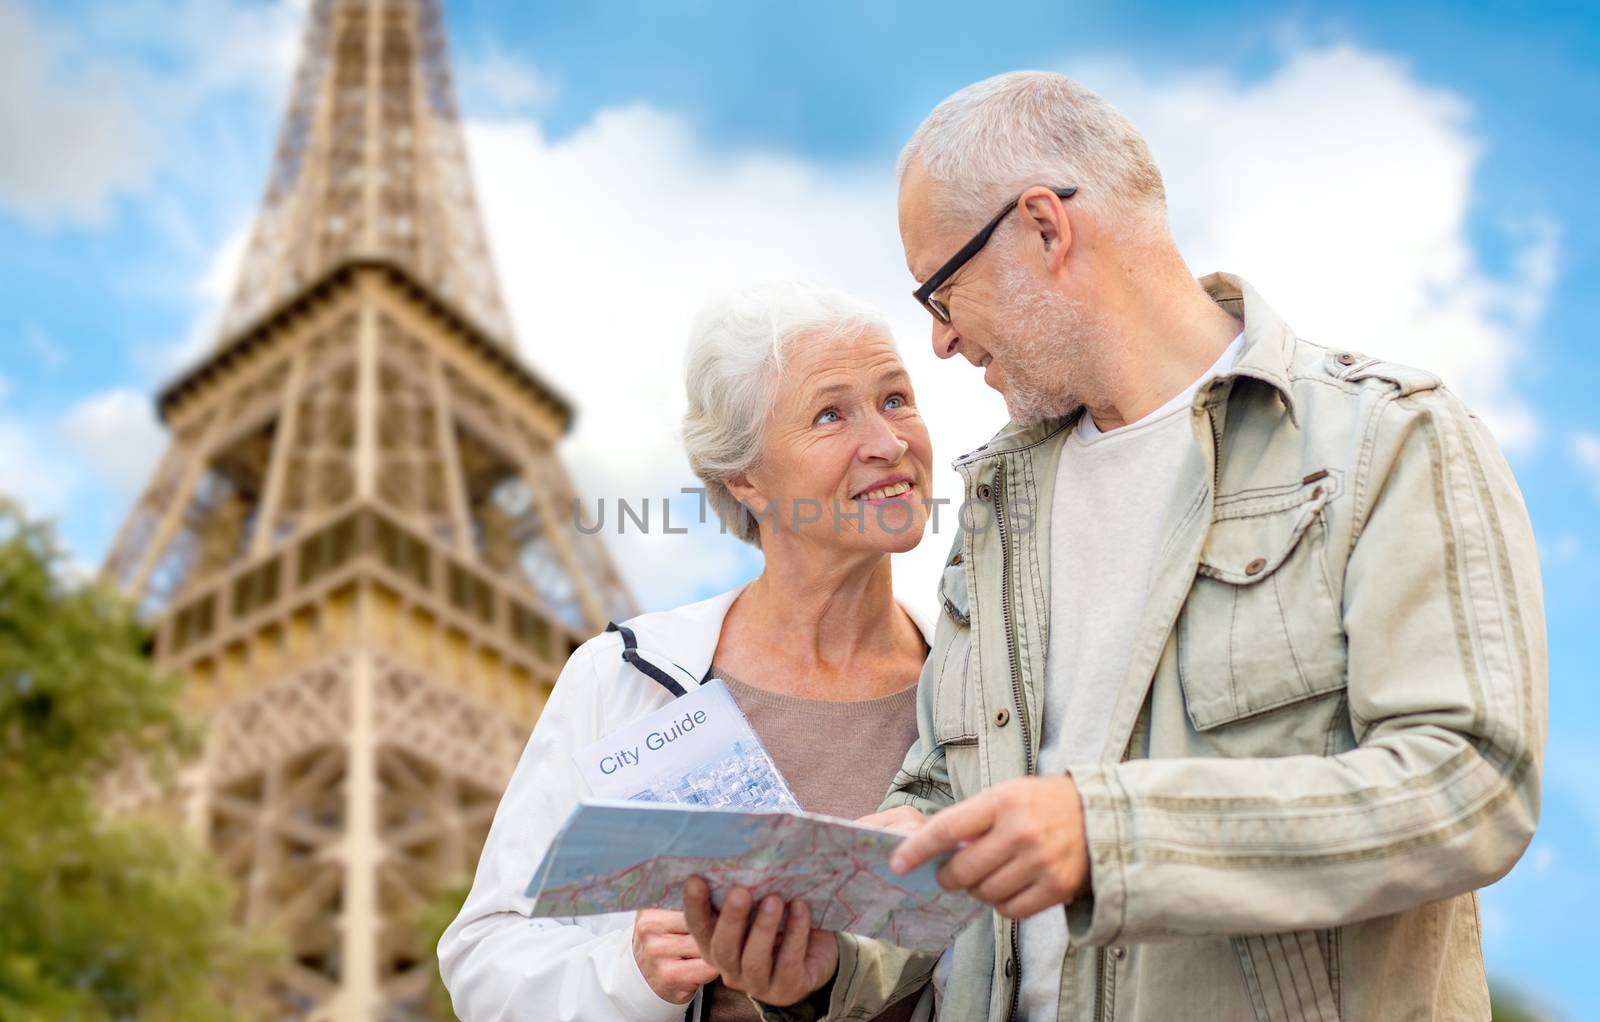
[1491,981,1560,1022]
[0,498,278,1021]
[417,876,473,1020]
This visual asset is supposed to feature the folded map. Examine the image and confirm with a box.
[526,800,982,953]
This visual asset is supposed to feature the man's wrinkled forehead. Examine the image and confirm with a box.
[897,161,946,282]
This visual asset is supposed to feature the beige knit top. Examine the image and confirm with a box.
[705,665,925,1022]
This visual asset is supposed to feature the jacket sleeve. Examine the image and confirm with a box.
[437,638,687,1022]
[1065,386,1547,943]
[877,676,957,817]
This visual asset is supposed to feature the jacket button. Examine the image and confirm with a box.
[993,707,1010,728]
[976,483,993,501]
[1111,945,1127,960]
[1245,557,1267,576]
[1003,958,1013,978]
[1337,352,1357,366]
[949,552,964,567]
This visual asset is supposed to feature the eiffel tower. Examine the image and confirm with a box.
[101,1,634,1016]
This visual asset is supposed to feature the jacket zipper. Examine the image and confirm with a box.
[1093,946,1115,1020]
[991,464,1035,782]
[992,462,1034,1022]
[1207,389,1225,495]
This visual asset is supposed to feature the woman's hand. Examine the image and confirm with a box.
[857,805,927,833]
[683,877,839,1007]
[632,909,719,1004]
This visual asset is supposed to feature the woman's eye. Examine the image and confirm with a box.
[814,407,841,425]
[884,394,907,411]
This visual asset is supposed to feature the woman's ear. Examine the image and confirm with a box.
[723,472,768,517]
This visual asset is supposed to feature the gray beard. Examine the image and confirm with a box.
[993,261,1106,427]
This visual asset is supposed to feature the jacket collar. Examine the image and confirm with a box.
[952,271,1300,469]
[619,583,937,690]
[952,415,1078,469]
[1199,271,1300,425]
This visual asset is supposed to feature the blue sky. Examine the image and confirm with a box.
[1,0,1596,1015]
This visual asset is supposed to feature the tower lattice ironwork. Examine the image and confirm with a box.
[102,1,634,1016]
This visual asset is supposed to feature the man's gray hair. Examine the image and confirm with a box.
[899,71,1167,238]
[682,281,892,547]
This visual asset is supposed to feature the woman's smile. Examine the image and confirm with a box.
[852,475,916,504]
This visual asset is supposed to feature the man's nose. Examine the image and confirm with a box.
[931,317,961,360]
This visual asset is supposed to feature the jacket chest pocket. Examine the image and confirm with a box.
[1177,475,1346,733]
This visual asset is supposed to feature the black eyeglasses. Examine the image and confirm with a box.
[912,186,1078,324]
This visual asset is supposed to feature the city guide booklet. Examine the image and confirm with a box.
[525,679,981,952]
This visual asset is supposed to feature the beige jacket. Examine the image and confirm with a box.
[763,273,1546,1022]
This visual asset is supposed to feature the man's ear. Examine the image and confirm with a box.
[723,472,768,517]
[1018,186,1073,275]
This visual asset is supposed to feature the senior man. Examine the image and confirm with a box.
[685,71,1546,1021]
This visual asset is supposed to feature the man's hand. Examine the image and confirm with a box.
[682,876,838,1007]
[857,804,927,833]
[632,909,719,1004]
[889,775,1090,920]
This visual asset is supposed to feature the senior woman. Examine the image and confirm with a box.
[438,281,939,1022]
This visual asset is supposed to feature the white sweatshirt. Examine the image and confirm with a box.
[438,586,937,1022]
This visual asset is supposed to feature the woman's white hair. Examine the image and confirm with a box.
[682,281,892,547]
[898,71,1168,240]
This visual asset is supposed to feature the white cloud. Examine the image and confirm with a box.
[1540,532,1580,565]
[458,45,559,117]
[1572,432,1600,503]
[0,386,165,575]
[0,0,300,228]
[135,218,252,376]
[0,374,164,540]
[0,418,80,518]
[0,383,164,528]
[20,28,1545,615]
[23,323,67,369]
[0,353,72,519]
[1072,45,1555,452]
[0,1,156,226]
[59,388,166,499]
[464,42,1555,614]
[1526,842,1556,874]
[467,106,1006,615]
[0,409,107,578]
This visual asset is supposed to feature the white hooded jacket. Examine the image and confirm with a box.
[437,586,938,1022]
